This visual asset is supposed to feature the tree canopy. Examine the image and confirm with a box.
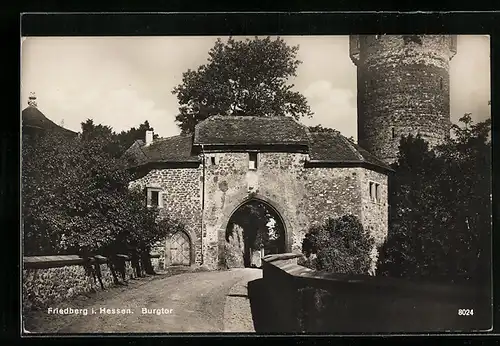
[307,125,340,134]
[172,36,313,134]
[115,120,158,154]
[22,119,182,262]
[376,114,491,284]
[308,124,355,143]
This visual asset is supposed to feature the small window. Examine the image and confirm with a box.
[147,188,162,208]
[439,77,443,90]
[249,152,258,170]
[391,127,395,139]
[369,181,380,203]
[151,191,159,206]
[210,156,216,165]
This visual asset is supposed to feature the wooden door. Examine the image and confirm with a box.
[170,232,191,266]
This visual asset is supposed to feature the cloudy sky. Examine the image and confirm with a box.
[21,35,490,140]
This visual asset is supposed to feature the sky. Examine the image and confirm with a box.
[20,35,491,140]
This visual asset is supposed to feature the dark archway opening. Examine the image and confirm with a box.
[225,199,286,268]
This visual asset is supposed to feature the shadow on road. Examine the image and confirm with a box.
[247,278,291,332]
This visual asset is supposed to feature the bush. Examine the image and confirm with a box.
[301,214,374,275]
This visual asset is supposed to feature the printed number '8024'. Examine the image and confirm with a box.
[458,309,474,316]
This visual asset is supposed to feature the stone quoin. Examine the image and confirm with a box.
[124,116,392,272]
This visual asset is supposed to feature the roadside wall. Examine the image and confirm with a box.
[261,253,491,333]
[22,255,160,313]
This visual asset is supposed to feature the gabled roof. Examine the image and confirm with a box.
[194,115,309,146]
[123,139,149,166]
[22,106,77,136]
[124,116,391,173]
[124,135,200,166]
[308,131,392,171]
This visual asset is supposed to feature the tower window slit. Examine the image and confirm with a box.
[391,127,395,139]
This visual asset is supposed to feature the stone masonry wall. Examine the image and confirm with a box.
[297,167,362,252]
[261,254,491,333]
[359,168,389,273]
[129,167,202,266]
[202,151,367,267]
[355,35,454,163]
[127,153,389,271]
[23,261,138,313]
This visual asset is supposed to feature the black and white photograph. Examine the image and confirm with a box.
[21,33,492,334]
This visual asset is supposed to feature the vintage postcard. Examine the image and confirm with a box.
[20,24,492,334]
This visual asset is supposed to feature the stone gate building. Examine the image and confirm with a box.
[125,116,391,271]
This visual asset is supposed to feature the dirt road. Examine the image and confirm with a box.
[25,268,262,334]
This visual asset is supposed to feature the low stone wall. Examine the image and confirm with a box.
[261,253,491,333]
[23,254,160,313]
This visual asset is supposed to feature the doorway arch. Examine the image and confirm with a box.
[165,230,192,267]
[221,194,292,268]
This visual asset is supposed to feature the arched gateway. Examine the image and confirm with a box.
[222,196,289,268]
[126,116,391,271]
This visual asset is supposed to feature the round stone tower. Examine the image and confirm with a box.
[349,35,457,163]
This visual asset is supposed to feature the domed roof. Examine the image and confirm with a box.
[22,106,76,136]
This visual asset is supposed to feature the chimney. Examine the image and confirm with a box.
[28,92,37,107]
[145,130,154,145]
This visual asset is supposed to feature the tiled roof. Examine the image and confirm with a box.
[124,135,200,165]
[194,115,309,146]
[124,116,390,172]
[308,131,392,170]
[308,132,362,161]
[351,142,392,170]
[22,106,77,136]
[123,139,149,166]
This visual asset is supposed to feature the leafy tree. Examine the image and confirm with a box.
[377,114,491,284]
[308,124,356,143]
[115,120,158,154]
[80,119,158,158]
[22,130,78,255]
[172,36,313,134]
[308,125,339,134]
[301,214,374,275]
[22,119,184,277]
